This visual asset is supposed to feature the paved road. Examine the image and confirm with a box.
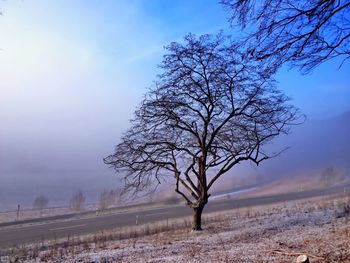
[0,183,349,248]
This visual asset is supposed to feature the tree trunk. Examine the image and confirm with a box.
[192,205,204,231]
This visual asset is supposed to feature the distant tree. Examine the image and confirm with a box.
[320,167,338,187]
[221,0,350,73]
[104,34,302,230]
[33,195,49,211]
[110,188,122,205]
[97,189,120,211]
[97,190,109,211]
[70,190,86,211]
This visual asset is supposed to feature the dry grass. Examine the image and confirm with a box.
[1,193,349,263]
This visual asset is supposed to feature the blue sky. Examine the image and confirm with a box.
[0,1,349,208]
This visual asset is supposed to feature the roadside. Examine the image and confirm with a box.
[2,177,349,229]
[1,193,349,262]
[0,183,350,233]
[0,200,182,229]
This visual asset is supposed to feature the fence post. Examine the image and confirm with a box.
[16,204,20,221]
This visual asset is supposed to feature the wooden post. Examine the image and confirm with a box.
[296,255,309,263]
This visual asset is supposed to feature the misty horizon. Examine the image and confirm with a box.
[1,110,349,211]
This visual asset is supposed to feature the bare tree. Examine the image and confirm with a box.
[319,167,342,187]
[70,190,86,211]
[104,34,302,230]
[110,188,122,206]
[33,195,49,212]
[97,189,120,211]
[221,0,350,73]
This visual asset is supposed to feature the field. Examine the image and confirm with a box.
[1,194,349,263]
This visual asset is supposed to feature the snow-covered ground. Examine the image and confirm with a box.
[2,194,349,263]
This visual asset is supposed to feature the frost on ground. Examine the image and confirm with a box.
[3,195,350,263]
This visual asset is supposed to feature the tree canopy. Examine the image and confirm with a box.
[221,0,350,73]
[104,34,301,230]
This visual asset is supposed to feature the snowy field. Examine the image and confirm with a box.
[1,194,349,263]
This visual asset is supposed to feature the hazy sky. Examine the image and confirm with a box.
[0,1,230,174]
[0,1,349,208]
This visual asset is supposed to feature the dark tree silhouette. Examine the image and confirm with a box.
[221,0,350,73]
[104,34,301,230]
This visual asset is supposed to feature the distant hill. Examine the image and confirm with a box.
[263,110,350,178]
[215,111,350,191]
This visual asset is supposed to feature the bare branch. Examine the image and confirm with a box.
[222,0,350,73]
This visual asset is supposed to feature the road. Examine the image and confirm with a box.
[0,183,349,248]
